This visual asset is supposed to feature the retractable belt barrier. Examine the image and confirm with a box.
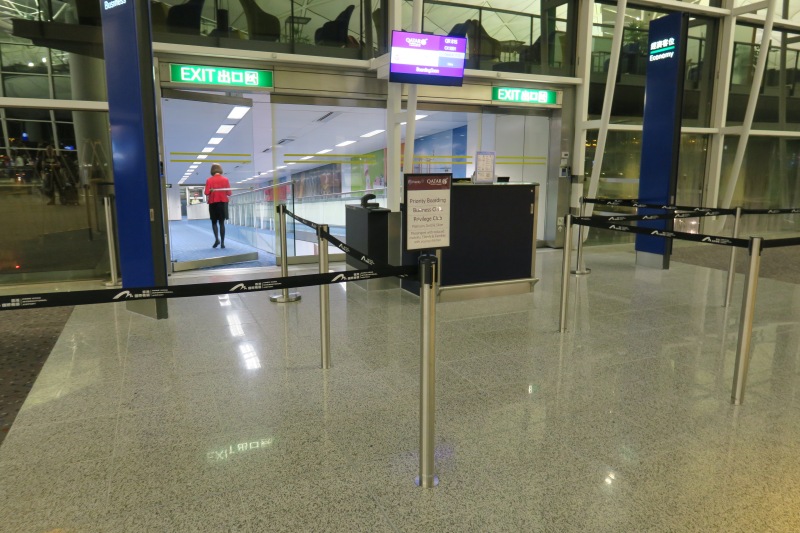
[0,265,416,312]
[572,216,751,248]
[584,197,800,216]
[285,209,386,268]
[562,205,800,408]
[1,209,415,312]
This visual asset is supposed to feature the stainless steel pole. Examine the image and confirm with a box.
[417,255,438,488]
[724,207,743,308]
[103,196,120,287]
[731,236,762,406]
[571,198,591,275]
[270,204,301,303]
[559,214,573,333]
[318,224,331,369]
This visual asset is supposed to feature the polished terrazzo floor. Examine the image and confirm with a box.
[1,247,799,532]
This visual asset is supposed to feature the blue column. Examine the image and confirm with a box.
[100,0,168,292]
[635,12,689,269]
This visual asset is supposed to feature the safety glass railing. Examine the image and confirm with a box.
[228,184,386,259]
[227,181,294,256]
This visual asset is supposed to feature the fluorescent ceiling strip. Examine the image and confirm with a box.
[336,140,356,147]
[300,155,314,160]
[227,106,250,120]
[208,138,223,145]
[216,125,234,134]
[196,155,208,159]
[360,129,384,138]
[316,149,332,154]
[202,147,215,153]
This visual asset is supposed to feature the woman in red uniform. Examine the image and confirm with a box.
[204,164,232,249]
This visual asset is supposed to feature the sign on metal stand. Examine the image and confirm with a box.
[404,173,451,488]
[404,174,452,251]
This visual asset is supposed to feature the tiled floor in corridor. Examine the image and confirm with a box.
[1,247,799,532]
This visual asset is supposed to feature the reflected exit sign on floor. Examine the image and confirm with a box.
[492,87,560,106]
[169,64,273,89]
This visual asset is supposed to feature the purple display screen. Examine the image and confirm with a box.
[389,31,466,86]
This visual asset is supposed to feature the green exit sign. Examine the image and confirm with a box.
[170,64,273,88]
[492,87,559,105]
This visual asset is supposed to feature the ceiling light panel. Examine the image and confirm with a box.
[336,140,356,147]
[208,137,223,145]
[216,125,234,134]
[227,106,250,120]
[361,129,384,138]
[202,147,215,153]
[316,149,332,154]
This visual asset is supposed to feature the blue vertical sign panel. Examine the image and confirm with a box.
[636,13,689,267]
[100,0,166,288]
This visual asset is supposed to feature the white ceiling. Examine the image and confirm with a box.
[160,94,471,188]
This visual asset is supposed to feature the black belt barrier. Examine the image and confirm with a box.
[284,208,388,268]
[573,216,751,248]
[0,264,417,311]
[585,197,800,216]
[583,197,738,215]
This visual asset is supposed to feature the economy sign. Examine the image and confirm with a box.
[169,64,273,88]
[492,87,560,106]
[404,174,451,251]
[636,12,689,267]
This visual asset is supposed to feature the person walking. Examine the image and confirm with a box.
[204,164,231,249]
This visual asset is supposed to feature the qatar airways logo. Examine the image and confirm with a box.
[427,178,448,185]
[405,37,428,47]
[104,0,126,10]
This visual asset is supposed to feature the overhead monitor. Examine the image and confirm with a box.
[389,31,466,87]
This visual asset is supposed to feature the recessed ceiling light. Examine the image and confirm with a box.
[415,114,428,120]
[227,106,250,120]
[202,147,214,153]
[336,140,356,147]
[287,162,296,165]
[300,156,314,160]
[316,149,332,154]
[361,129,384,138]
[208,137,223,145]
[277,165,287,169]
[216,125,234,134]
[196,154,208,159]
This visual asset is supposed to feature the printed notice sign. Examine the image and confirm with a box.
[474,151,495,183]
[404,174,451,251]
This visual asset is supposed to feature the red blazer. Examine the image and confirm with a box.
[205,174,231,204]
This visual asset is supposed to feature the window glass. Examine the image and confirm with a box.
[590,6,716,127]
[0,110,113,286]
[720,135,800,234]
[583,131,709,244]
[729,25,800,131]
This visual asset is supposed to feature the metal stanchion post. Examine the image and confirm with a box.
[724,207,743,308]
[270,204,301,303]
[318,224,331,369]
[103,196,120,287]
[416,254,438,488]
[571,198,591,275]
[559,214,573,333]
[731,236,762,406]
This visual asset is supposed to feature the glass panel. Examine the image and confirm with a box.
[0,109,112,286]
[151,0,367,60]
[590,7,716,127]
[720,136,800,235]
[583,130,710,244]
[729,26,800,131]
[411,0,575,76]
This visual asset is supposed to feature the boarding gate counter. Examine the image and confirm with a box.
[346,182,539,301]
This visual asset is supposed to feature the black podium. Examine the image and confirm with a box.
[345,204,391,269]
